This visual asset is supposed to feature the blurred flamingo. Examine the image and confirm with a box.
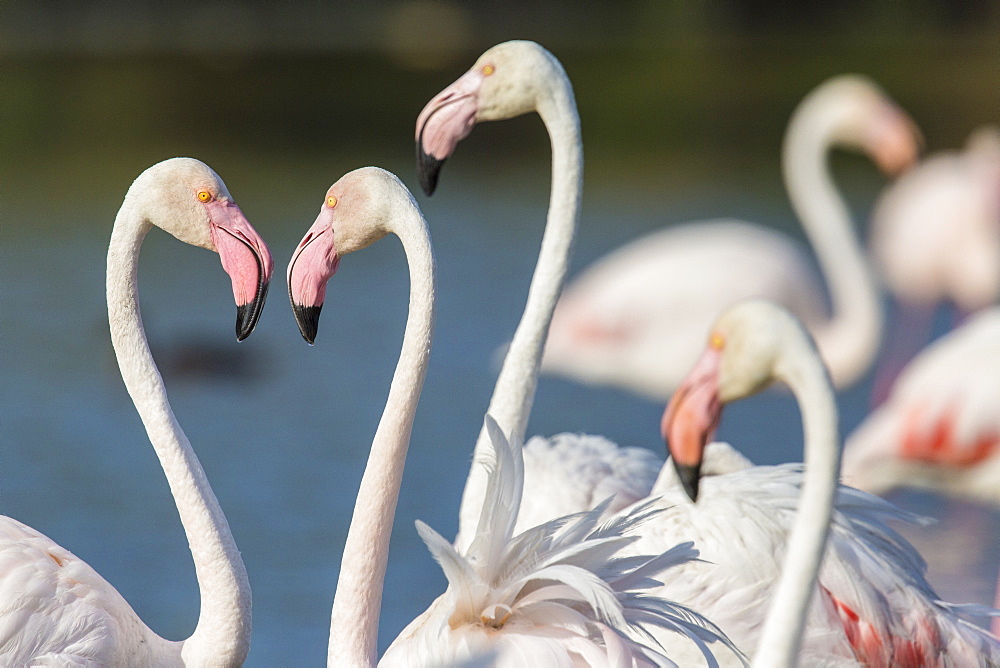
[541,75,920,401]
[0,158,272,665]
[646,300,1000,664]
[869,125,1000,402]
[844,306,1000,503]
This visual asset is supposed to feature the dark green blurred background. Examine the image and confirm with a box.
[4,1,999,222]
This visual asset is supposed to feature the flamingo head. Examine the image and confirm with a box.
[810,75,922,176]
[287,167,417,343]
[415,40,562,195]
[132,158,273,341]
[662,301,801,500]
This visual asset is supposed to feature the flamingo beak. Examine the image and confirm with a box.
[207,200,274,341]
[662,347,723,501]
[868,104,923,177]
[287,208,340,344]
[415,69,483,195]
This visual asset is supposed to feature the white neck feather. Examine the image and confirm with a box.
[454,67,582,552]
[752,330,840,665]
[106,199,251,665]
[782,109,882,388]
[327,207,436,667]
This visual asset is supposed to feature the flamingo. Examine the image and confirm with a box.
[868,125,1000,402]
[539,74,919,401]
[416,40,660,553]
[0,157,272,665]
[647,299,1000,665]
[843,306,1000,503]
[286,166,742,667]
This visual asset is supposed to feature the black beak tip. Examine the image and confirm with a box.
[674,461,701,502]
[416,143,445,196]
[234,281,269,342]
[292,303,322,345]
[235,302,259,342]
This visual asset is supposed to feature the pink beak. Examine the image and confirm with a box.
[661,346,723,501]
[868,104,922,176]
[207,199,274,341]
[414,68,485,195]
[286,207,340,344]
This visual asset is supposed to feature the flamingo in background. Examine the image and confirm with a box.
[286,167,741,666]
[647,300,1000,665]
[844,306,1000,503]
[541,74,920,401]
[0,158,272,665]
[868,125,1000,402]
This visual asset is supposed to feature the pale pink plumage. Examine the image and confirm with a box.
[844,307,1000,503]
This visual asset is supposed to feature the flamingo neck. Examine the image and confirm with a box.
[752,332,840,665]
[106,200,251,665]
[782,110,882,388]
[455,67,582,552]
[327,207,436,667]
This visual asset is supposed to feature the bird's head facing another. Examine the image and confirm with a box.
[287,167,419,344]
[127,157,274,341]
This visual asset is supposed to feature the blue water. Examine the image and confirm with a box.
[3,167,997,666]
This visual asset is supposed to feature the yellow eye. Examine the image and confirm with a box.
[482,64,495,76]
[709,332,725,350]
[327,195,338,208]
[197,190,212,202]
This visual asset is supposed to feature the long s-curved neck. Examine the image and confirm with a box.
[327,209,436,667]
[455,69,583,551]
[106,202,251,665]
[782,109,882,388]
[753,332,840,665]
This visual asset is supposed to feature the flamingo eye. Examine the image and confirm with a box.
[327,195,338,208]
[482,64,495,76]
[197,190,212,202]
[709,332,725,350]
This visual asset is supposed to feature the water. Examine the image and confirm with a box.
[3,163,997,665]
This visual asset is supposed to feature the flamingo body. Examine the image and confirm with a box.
[0,517,174,666]
[382,418,740,667]
[639,448,1000,666]
[844,307,1000,503]
[515,431,663,533]
[543,221,827,399]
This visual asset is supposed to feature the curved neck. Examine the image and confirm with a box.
[782,112,882,388]
[455,71,583,551]
[328,209,436,667]
[752,335,840,665]
[106,202,251,665]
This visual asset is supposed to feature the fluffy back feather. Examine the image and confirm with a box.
[384,415,745,667]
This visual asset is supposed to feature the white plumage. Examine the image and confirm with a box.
[382,417,741,667]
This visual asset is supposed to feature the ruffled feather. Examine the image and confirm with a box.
[381,416,744,667]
